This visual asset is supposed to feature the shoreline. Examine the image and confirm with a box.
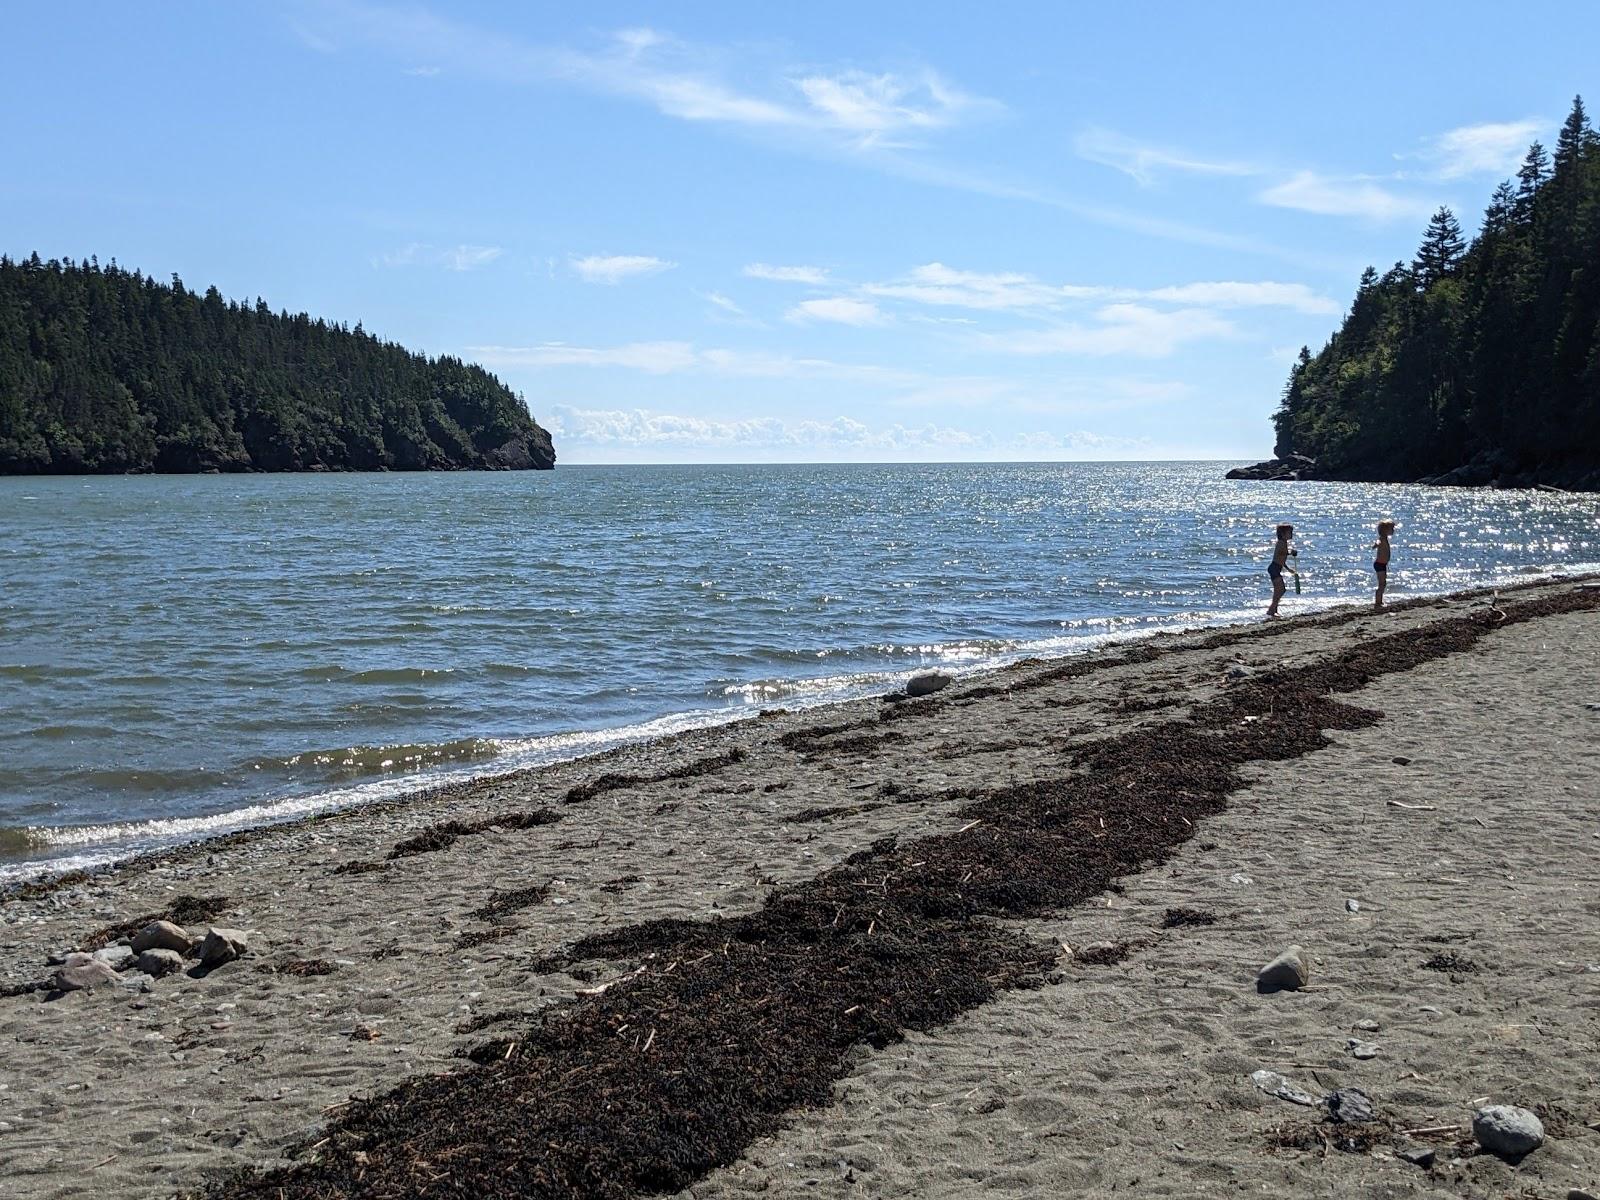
[2,576,1598,1197]
[5,568,1595,891]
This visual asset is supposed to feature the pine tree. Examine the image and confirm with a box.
[1514,141,1550,219]
[1412,207,1466,289]
[1553,94,1592,175]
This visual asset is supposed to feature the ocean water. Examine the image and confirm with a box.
[2,462,1597,879]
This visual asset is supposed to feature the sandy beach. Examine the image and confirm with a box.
[3,578,1598,1199]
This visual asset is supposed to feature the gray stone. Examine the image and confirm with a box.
[1326,1087,1376,1124]
[51,959,121,992]
[137,948,184,977]
[1249,1069,1318,1107]
[906,671,954,698]
[1397,1146,1437,1168]
[198,926,249,968]
[1472,1104,1544,1157]
[1353,1018,1381,1032]
[1346,1038,1380,1059]
[1226,663,1254,680]
[92,945,135,970]
[1257,945,1309,993]
[130,920,190,955]
[1567,1190,1598,1200]
[1346,898,1361,913]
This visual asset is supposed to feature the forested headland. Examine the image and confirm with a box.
[0,256,554,474]
[1236,95,1600,491]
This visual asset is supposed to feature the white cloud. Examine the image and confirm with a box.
[864,262,1093,311]
[1074,128,1261,186]
[743,263,830,284]
[1414,119,1543,180]
[1141,281,1340,316]
[985,304,1235,357]
[792,70,990,146]
[701,291,748,317]
[376,242,504,270]
[546,404,1147,460]
[859,263,1338,317]
[1258,171,1434,222]
[405,64,441,77]
[468,341,917,384]
[786,296,887,326]
[570,254,675,284]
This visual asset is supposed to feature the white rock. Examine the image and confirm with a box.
[1472,1105,1544,1157]
[51,959,121,992]
[130,920,190,955]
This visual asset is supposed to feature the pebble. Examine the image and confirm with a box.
[1392,756,1413,766]
[1346,1038,1380,1059]
[1326,1087,1377,1124]
[1228,872,1253,886]
[1568,1190,1598,1200]
[131,920,191,955]
[905,671,954,698]
[1249,1069,1318,1107]
[1345,898,1361,913]
[198,927,250,968]
[137,948,185,977]
[1397,1146,1436,1168]
[92,945,135,970]
[1472,1105,1544,1157]
[1256,945,1309,993]
[1353,1018,1380,1032]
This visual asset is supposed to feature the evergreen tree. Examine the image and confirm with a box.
[0,257,556,474]
[1412,207,1465,288]
[1267,101,1600,491]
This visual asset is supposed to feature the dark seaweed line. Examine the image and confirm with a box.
[208,589,1598,1200]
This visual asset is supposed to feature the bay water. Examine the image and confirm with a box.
[2,462,1596,879]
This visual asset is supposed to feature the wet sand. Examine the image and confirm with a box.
[2,579,1598,1198]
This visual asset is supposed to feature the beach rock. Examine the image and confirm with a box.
[1346,898,1361,913]
[1392,756,1412,766]
[1353,1018,1381,1032]
[131,920,190,954]
[1326,1087,1376,1124]
[92,945,135,970]
[1256,945,1310,993]
[906,671,953,698]
[1568,1190,1598,1200]
[1249,1069,1318,1107]
[1226,663,1254,680]
[137,948,184,977]
[1472,1104,1544,1157]
[1347,1038,1380,1059]
[1397,1146,1437,1168]
[51,959,121,992]
[199,927,249,967]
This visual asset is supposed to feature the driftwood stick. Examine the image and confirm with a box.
[1401,1124,1461,1136]
[1388,800,1437,811]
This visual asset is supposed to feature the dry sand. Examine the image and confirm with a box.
[2,579,1597,1198]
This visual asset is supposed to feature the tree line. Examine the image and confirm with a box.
[0,256,554,473]
[1270,95,1600,489]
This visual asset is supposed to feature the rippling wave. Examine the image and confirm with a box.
[2,462,1598,879]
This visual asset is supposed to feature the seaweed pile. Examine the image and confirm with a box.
[210,590,1597,1199]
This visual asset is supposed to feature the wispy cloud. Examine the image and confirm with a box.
[743,263,830,284]
[404,64,441,78]
[1409,119,1544,180]
[570,254,675,284]
[546,404,1148,460]
[859,263,1339,317]
[984,304,1236,357]
[1074,127,1261,186]
[467,341,918,384]
[376,242,504,270]
[786,296,887,326]
[1257,171,1435,222]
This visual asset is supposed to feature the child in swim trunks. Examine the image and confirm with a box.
[1373,520,1394,608]
[1267,523,1295,618]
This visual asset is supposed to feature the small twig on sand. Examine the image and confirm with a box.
[1402,1124,1461,1137]
[1388,800,1437,811]
[89,1154,119,1170]
[956,819,982,834]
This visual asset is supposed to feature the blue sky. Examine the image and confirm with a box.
[4,3,1595,463]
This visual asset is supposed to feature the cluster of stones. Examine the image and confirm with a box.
[1254,943,1549,1163]
[50,920,250,994]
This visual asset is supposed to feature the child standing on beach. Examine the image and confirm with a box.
[1373,520,1395,608]
[1266,524,1295,618]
